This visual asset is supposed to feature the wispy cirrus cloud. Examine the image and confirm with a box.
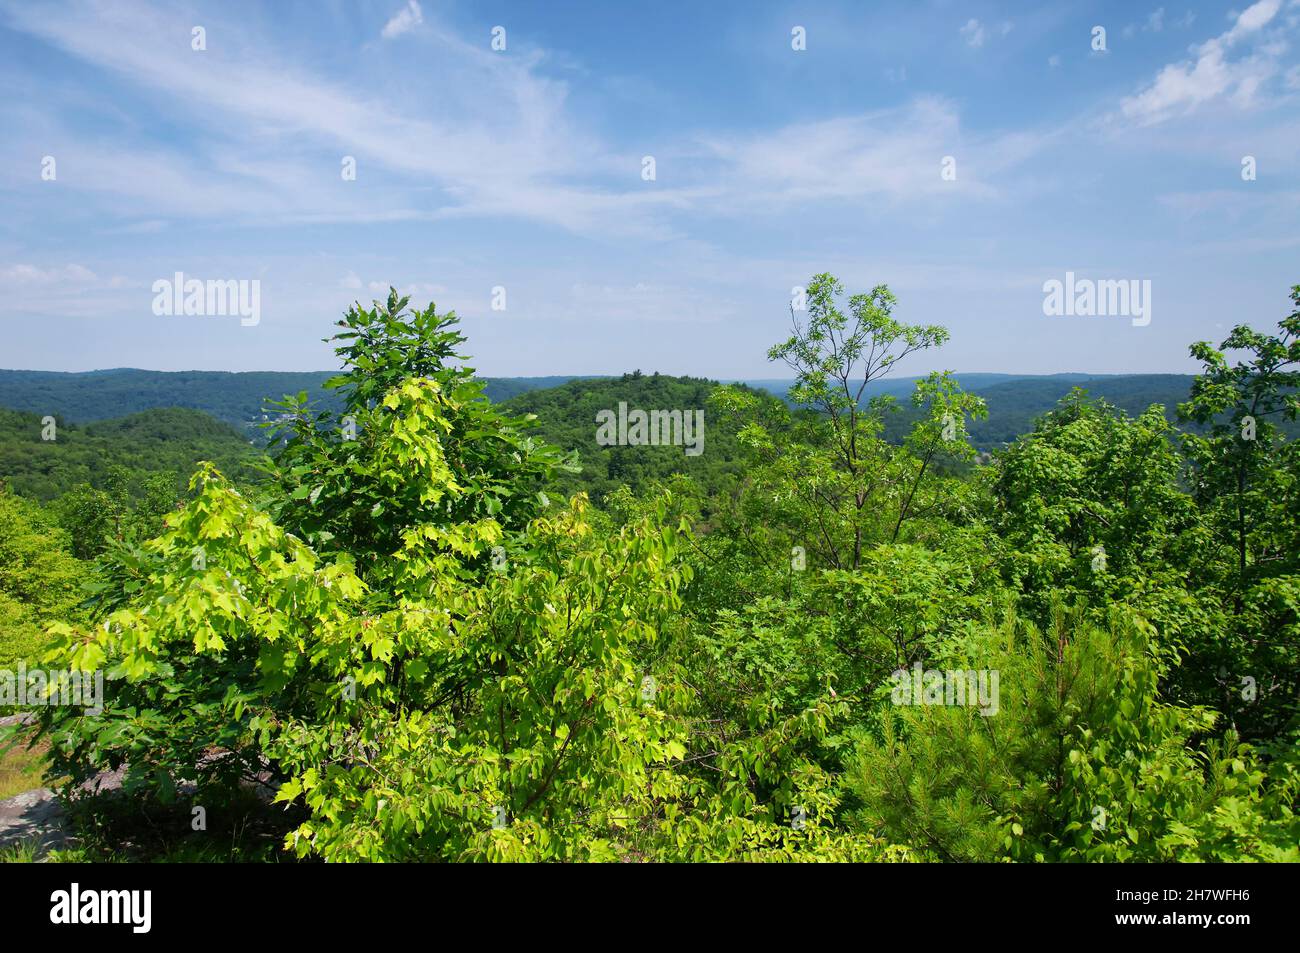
[0,0,1051,241]
[381,1,423,40]
[1,262,99,284]
[1,0,1294,377]
[0,0,685,237]
[697,96,1057,212]
[1120,0,1293,125]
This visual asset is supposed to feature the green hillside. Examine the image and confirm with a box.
[0,367,1223,455]
[0,405,261,501]
[868,373,1294,447]
[966,374,1198,446]
[734,371,1100,403]
[502,371,764,503]
[0,371,1229,505]
[0,368,594,436]
[0,370,1289,509]
[740,373,1206,449]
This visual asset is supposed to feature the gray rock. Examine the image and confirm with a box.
[0,787,68,856]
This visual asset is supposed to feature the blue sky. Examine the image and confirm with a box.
[1,0,1297,377]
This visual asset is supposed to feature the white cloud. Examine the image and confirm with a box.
[960,19,986,48]
[0,263,97,284]
[381,1,423,40]
[703,99,961,206]
[1223,0,1283,43]
[1156,188,1300,215]
[1120,0,1289,124]
[699,97,1052,209]
[0,262,146,324]
[959,18,1010,48]
[0,0,686,238]
[363,279,445,297]
[564,281,738,325]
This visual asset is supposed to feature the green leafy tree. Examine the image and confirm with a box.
[35,294,732,860]
[848,604,1300,862]
[713,274,985,571]
[265,290,570,563]
[52,468,180,560]
[993,391,1199,617]
[1179,288,1300,593]
[0,488,87,668]
[1176,288,1300,737]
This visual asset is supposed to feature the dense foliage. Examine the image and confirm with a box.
[7,280,1299,862]
[502,371,758,505]
[0,406,259,502]
[0,490,86,669]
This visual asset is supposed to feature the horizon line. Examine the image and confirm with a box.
[0,367,1200,380]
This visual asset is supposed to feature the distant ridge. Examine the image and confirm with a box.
[0,404,259,501]
[732,372,1154,396]
[0,369,604,434]
[0,368,1234,452]
[732,373,1200,440]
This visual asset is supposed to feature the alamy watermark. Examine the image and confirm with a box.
[1,664,103,715]
[152,272,261,326]
[890,662,999,716]
[595,402,704,456]
[1042,271,1150,327]
[50,884,150,933]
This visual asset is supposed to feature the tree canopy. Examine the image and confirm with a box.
[9,282,1299,863]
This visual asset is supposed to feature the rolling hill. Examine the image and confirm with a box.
[0,405,260,501]
[0,369,600,438]
[4,368,1286,506]
[502,371,757,503]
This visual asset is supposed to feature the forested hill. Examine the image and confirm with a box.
[745,373,1217,446]
[0,369,338,431]
[0,368,1203,447]
[0,369,595,434]
[0,370,1218,505]
[0,368,1196,435]
[502,372,1214,501]
[0,405,260,501]
[502,371,762,503]
[965,374,1198,446]
[734,371,1102,401]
